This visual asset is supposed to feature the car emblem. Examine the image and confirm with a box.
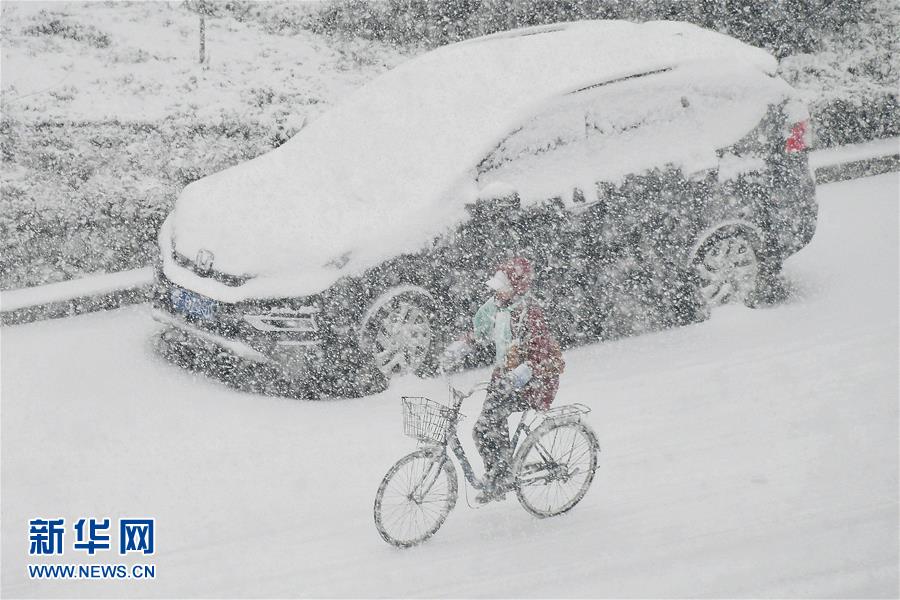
[195,249,215,274]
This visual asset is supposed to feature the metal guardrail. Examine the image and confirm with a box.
[1,138,897,327]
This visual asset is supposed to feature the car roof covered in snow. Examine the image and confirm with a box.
[171,20,782,300]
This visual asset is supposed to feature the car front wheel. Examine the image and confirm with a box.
[359,288,437,380]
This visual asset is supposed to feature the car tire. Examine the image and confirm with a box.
[358,287,439,383]
[318,361,388,399]
[690,225,763,308]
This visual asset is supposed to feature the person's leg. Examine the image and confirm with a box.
[473,382,527,493]
[472,386,509,479]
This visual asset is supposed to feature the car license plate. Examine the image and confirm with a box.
[170,288,217,320]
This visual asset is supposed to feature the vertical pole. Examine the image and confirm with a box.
[198,0,206,64]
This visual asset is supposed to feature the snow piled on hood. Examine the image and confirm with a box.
[170,19,779,299]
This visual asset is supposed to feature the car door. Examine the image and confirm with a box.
[474,68,716,342]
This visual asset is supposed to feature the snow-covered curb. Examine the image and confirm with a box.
[810,137,899,169]
[1,138,897,326]
[0,267,152,313]
[0,267,153,326]
[811,137,899,184]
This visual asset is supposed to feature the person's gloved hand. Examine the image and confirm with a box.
[509,362,533,389]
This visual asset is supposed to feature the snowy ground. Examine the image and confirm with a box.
[0,1,404,128]
[2,173,898,598]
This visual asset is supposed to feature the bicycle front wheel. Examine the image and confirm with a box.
[514,421,598,518]
[373,449,458,548]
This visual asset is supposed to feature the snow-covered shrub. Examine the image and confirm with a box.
[213,0,322,35]
[309,0,866,54]
[779,0,899,146]
[0,115,286,289]
[812,97,899,147]
[313,0,394,41]
[313,0,481,46]
[23,12,111,48]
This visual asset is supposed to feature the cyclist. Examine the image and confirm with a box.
[444,255,566,503]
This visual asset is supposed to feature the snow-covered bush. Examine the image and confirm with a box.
[779,0,899,146]
[312,0,481,46]
[0,115,286,289]
[213,0,319,35]
[310,0,866,54]
[23,12,112,48]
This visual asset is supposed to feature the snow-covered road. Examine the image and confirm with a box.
[2,173,898,598]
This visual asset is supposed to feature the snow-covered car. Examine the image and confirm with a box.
[152,20,817,397]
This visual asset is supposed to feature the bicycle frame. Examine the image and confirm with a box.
[430,383,542,492]
[409,382,594,501]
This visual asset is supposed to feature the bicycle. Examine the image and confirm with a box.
[373,381,600,548]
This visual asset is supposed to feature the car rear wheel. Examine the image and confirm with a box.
[359,289,436,380]
[692,228,761,307]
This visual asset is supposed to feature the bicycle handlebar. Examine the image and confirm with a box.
[449,381,490,408]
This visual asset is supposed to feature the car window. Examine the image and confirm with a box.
[476,62,783,208]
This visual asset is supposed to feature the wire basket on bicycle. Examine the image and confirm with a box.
[402,397,454,444]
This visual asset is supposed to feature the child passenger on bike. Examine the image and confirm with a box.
[444,256,565,503]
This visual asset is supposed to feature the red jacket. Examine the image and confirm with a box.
[507,304,565,410]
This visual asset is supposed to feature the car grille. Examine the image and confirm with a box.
[173,250,252,287]
[154,270,323,348]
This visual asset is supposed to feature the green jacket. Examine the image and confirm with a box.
[473,297,526,368]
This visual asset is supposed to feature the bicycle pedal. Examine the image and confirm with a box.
[473,490,507,506]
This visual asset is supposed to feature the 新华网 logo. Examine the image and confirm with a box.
[29,517,155,556]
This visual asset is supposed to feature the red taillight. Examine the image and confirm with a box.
[785,120,808,152]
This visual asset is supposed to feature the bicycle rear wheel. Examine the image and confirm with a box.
[514,421,598,518]
[374,449,458,548]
